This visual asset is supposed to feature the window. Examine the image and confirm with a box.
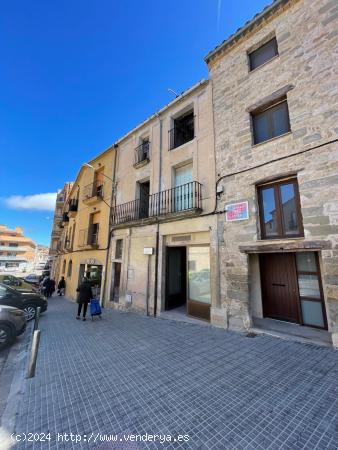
[295,252,327,329]
[169,111,194,150]
[135,138,150,164]
[94,168,104,197]
[115,239,123,259]
[67,260,72,277]
[62,260,66,274]
[88,212,100,246]
[251,98,290,145]
[249,37,278,71]
[258,178,303,239]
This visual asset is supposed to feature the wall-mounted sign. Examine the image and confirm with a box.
[144,247,154,255]
[225,201,249,222]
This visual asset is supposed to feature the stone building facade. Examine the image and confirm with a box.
[206,0,338,345]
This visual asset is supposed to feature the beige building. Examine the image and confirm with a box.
[0,225,36,271]
[206,0,338,346]
[106,80,217,322]
[49,182,73,279]
[55,148,115,300]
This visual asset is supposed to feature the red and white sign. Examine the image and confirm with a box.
[225,201,249,222]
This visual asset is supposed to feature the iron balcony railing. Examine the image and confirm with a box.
[68,199,78,212]
[112,181,202,225]
[134,141,150,165]
[82,182,104,201]
[78,225,99,247]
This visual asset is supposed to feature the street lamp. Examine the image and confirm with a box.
[82,163,116,192]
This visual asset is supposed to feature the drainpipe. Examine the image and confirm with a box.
[153,113,163,317]
[101,144,118,307]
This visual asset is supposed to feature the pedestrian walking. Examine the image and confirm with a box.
[50,278,56,296]
[76,278,93,321]
[42,276,53,298]
[57,276,66,296]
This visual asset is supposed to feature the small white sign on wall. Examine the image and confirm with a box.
[143,247,154,255]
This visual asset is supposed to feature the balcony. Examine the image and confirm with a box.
[0,246,27,252]
[0,255,28,262]
[134,141,150,168]
[82,182,104,205]
[78,225,99,248]
[112,181,202,225]
[62,212,69,225]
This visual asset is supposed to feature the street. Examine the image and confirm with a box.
[0,296,337,449]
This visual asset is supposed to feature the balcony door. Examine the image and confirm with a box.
[139,181,150,219]
[174,164,193,212]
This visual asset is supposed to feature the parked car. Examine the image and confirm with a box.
[23,274,41,285]
[0,305,26,350]
[0,283,47,321]
[0,275,38,293]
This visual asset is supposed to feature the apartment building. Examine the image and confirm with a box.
[57,148,115,299]
[0,225,36,271]
[106,80,217,322]
[49,182,73,279]
[205,0,338,346]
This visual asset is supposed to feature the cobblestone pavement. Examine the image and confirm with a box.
[8,296,338,450]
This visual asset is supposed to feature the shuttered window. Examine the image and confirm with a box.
[249,37,278,71]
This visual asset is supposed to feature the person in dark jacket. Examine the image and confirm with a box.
[42,276,53,298]
[50,279,56,296]
[58,277,66,296]
[76,278,93,321]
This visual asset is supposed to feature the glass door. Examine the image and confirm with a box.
[187,246,211,321]
[174,164,193,212]
[295,252,327,329]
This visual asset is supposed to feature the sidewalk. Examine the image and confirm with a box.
[3,295,338,449]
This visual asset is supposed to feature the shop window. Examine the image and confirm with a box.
[251,98,290,145]
[295,252,327,329]
[257,178,303,239]
[249,37,278,71]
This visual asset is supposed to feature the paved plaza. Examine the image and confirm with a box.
[3,296,338,449]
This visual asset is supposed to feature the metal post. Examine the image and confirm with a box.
[33,307,41,332]
[146,255,150,317]
[27,330,41,379]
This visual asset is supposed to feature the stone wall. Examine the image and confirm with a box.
[208,0,338,344]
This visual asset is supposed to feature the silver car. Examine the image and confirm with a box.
[0,305,26,350]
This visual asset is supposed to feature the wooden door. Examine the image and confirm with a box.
[112,262,121,302]
[260,253,300,323]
